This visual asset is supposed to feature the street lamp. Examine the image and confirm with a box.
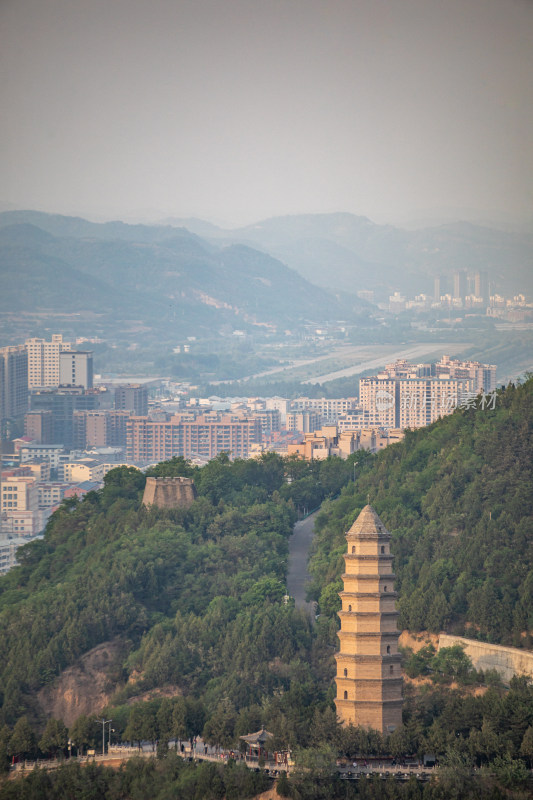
[100,719,112,756]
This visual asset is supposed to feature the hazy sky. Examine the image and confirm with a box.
[1,0,532,227]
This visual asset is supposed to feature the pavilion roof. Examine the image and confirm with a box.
[239,728,274,746]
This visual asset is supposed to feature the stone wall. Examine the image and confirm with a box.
[142,477,197,510]
[439,634,533,685]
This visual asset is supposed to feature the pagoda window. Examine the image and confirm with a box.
[344,668,348,677]
[381,546,385,554]
[348,604,352,612]
[344,691,348,700]
[386,645,391,654]
[352,546,356,554]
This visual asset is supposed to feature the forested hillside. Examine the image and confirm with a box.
[1,383,533,797]
[0,452,354,731]
[308,377,533,645]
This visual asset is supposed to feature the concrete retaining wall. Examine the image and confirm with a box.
[439,634,533,685]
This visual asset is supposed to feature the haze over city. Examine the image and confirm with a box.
[1,0,533,228]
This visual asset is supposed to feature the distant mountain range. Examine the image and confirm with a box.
[162,212,533,298]
[0,211,368,338]
[1,210,531,343]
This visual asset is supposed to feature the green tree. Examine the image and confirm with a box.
[69,714,93,757]
[387,725,412,759]
[0,724,11,772]
[124,704,147,750]
[157,698,176,744]
[9,716,36,760]
[203,699,237,750]
[520,725,533,767]
[276,770,291,797]
[492,752,529,788]
[39,717,68,758]
[172,697,206,748]
[431,645,473,682]
[318,581,342,617]
[437,747,475,799]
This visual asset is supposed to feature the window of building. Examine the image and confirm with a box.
[344,668,348,677]
[343,691,348,700]
[386,645,391,654]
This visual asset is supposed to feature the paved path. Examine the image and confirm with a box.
[287,512,318,617]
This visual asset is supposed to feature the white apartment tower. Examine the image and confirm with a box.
[26,334,72,389]
[59,351,93,389]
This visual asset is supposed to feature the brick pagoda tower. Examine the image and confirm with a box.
[334,505,403,733]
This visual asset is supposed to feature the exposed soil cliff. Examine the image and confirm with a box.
[37,640,125,727]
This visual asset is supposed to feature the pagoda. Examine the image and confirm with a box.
[334,505,403,733]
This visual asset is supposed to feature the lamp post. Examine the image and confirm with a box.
[101,719,112,756]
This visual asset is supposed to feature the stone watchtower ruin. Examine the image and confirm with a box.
[142,477,197,510]
[334,505,403,733]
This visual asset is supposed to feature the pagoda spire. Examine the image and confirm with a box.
[334,505,403,733]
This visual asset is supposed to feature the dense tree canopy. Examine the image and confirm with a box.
[1,380,532,798]
[308,378,533,645]
[0,450,355,730]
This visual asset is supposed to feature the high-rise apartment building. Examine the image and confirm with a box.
[30,387,99,448]
[0,345,28,438]
[126,413,262,463]
[285,411,322,434]
[114,385,148,417]
[360,376,469,429]
[24,410,54,444]
[73,410,108,448]
[474,270,489,304]
[398,377,469,428]
[436,355,496,394]
[72,409,131,449]
[453,270,467,301]
[360,356,496,429]
[26,334,72,389]
[335,506,403,733]
[59,351,93,389]
[359,378,397,428]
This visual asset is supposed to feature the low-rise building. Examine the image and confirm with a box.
[19,443,66,470]
[37,482,71,508]
[63,459,105,483]
[286,410,322,434]
[0,474,40,536]
[287,425,405,460]
[21,460,51,481]
[0,536,28,574]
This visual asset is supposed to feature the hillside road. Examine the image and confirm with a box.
[287,512,318,617]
